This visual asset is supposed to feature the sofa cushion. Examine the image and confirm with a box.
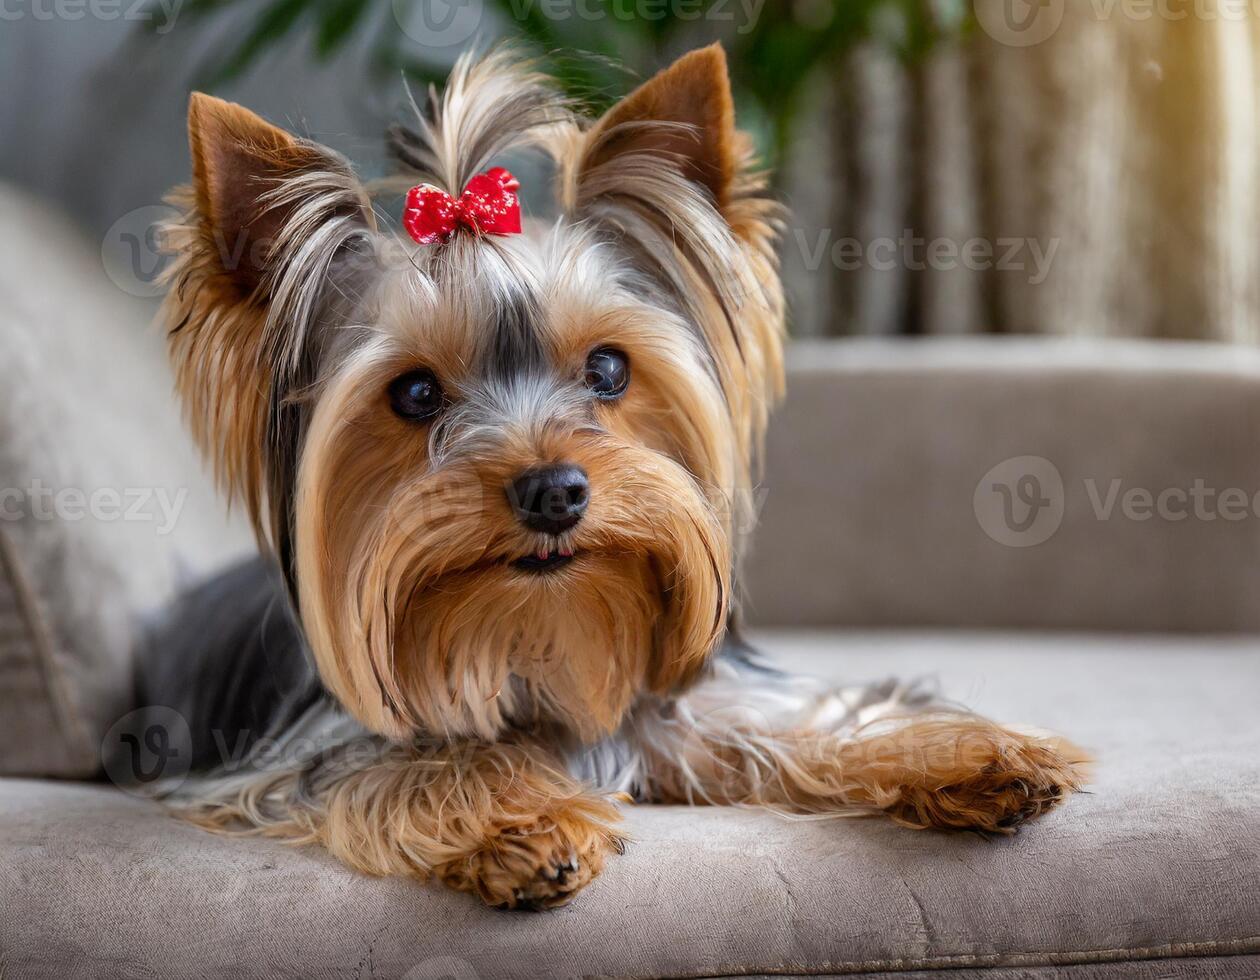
[0,185,251,777]
[3,631,1257,979]
[749,337,1260,632]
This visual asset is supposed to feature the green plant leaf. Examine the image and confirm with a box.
[315,0,370,58]
[133,0,972,169]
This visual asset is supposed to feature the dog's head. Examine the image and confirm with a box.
[163,45,784,742]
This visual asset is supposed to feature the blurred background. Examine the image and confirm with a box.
[5,0,1260,340]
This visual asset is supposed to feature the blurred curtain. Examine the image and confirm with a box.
[810,0,1260,340]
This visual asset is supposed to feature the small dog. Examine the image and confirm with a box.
[141,44,1087,909]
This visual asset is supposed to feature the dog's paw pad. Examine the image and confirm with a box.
[436,808,623,910]
[884,728,1090,834]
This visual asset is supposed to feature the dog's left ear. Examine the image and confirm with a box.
[563,43,754,226]
[581,43,736,211]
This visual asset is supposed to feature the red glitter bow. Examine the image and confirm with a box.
[402,167,522,245]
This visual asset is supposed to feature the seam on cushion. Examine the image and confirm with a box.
[675,935,1260,978]
[0,524,93,769]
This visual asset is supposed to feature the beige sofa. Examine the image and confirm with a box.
[2,187,1258,978]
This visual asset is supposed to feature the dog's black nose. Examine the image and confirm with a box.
[509,464,589,534]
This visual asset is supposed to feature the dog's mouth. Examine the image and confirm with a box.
[510,548,576,574]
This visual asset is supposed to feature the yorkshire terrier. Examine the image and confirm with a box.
[138,44,1088,910]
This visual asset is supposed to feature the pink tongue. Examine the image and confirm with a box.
[537,549,550,560]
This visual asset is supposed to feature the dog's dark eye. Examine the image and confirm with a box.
[583,348,630,400]
[388,369,444,421]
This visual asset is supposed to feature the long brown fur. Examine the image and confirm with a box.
[636,708,1090,833]
[183,737,625,909]
[159,45,1089,910]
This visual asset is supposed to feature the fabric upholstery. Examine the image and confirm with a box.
[748,337,1260,631]
[0,186,251,777]
[3,632,1257,979]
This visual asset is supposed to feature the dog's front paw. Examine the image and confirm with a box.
[882,719,1091,834]
[436,799,625,909]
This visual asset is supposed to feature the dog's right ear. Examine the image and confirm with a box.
[166,94,375,540]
